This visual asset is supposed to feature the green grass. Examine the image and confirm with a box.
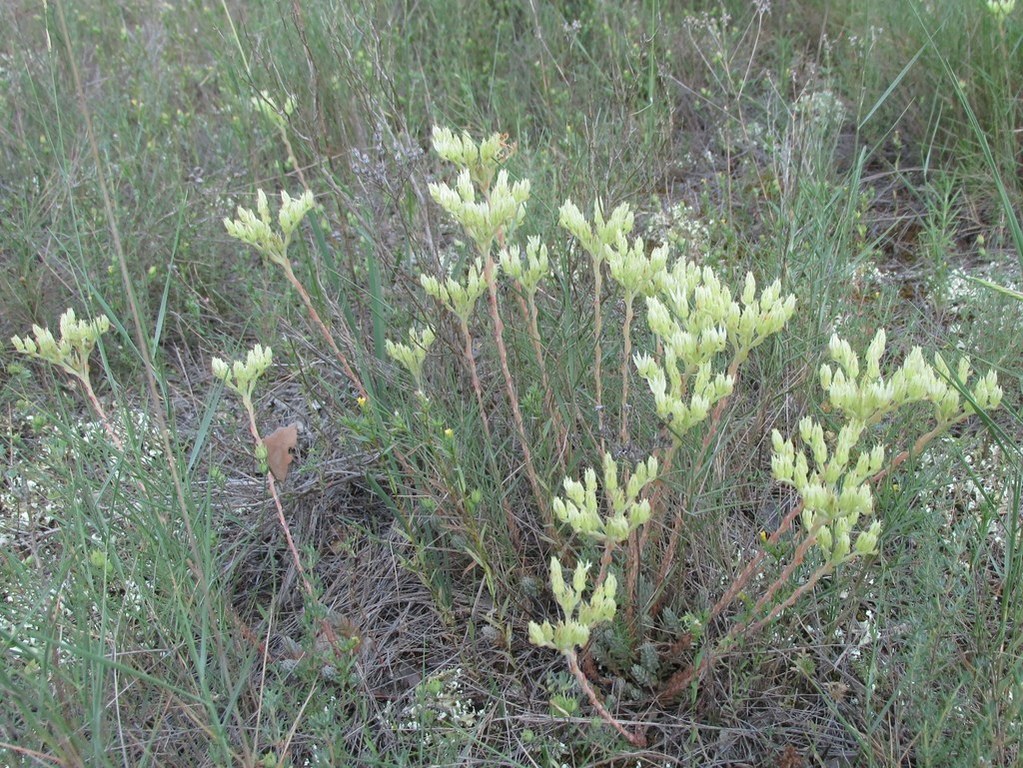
[2,0,1022,765]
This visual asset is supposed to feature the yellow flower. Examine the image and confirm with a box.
[443,428,454,438]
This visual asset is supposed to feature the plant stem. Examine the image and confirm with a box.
[617,294,641,627]
[277,124,308,193]
[459,317,521,551]
[727,520,823,639]
[459,319,492,440]
[244,406,314,598]
[872,420,953,485]
[243,403,345,657]
[634,438,680,605]
[566,650,646,747]
[281,261,367,400]
[482,250,550,534]
[744,561,834,637]
[656,515,824,702]
[647,359,741,618]
[517,288,569,472]
[656,416,957,690]
[76,369,122,451]
[594,538,617,588]
[662,558,834,702]
[592,252,605,451]
[704,498,805,627]
[623,529,641,634]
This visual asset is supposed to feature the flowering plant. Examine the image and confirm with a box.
[377,127,1003,745]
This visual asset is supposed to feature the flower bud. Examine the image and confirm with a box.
[831,530,851,564]
[628,499,652,530]
[741,272,756,305]
[211,357,229,382]
[557,622,590,651]
[558,200,592,248]
[572,561,592,596]
[603,515,630,543]
[550,557,566,601]
[854,520,882,556]
[528,620,554,648]
[817,526,833,558]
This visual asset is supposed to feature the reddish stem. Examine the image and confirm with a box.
[482,251,550,533]
[654,410,964,702]
[592,256,605,452]
[620,295,635,447]
[744,561,833,638]
[282,263,366,401]
[566,650,646,747]
[705,499,805,627]
[516,288,569,473]
[244,404,342,655]
[77,369,122,451]
[647,364,739,618]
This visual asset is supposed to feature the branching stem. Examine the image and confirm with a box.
[648,357,743,618]
[620,294,635,447]
[76,370,122,451]
[654,414,957,702]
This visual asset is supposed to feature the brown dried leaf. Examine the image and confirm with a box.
[777,744,805,768]
[263,423,299,482]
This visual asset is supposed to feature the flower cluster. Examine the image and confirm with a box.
[428,168,530,254]
[608,239,669,300]
[431,126,511,190]
[499,236,551,296]
[429,127,528,254]
[634,264,795,438]
[820,329,1002,425]
[420,259,488,323]
[562,198,666,299]
[987,0,1015,21]
[553,453,658,544]
[726,273,798,362]
[773,329,1002,563]
[212,344,273,407]
[528,558,618,653]
[558,199,634,265]
[223,189,316,268]
[11,308,111,381]
[385,326,436,391]
[772,418,884,563]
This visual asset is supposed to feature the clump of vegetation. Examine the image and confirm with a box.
[1,1,1021,765]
